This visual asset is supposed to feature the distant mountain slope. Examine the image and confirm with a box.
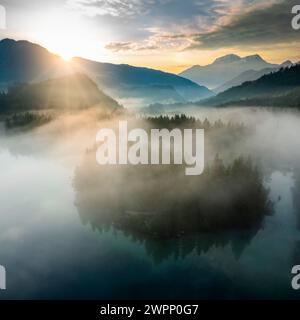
[72,57,213,105]
[0,73,121,113]
[204,64,300,106]
[215,61,293,93]
[219,86,300,109]
[116,84,186,104]
[0,39,213,106]
[179,54,279,89]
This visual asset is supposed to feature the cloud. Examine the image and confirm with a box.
[105,42,134,51]
[67,0,300,54]
[105,32,191,52]
[189,0,300,49]
[66,0,150,17]
[105,40,160,52]
[66,0,239,26]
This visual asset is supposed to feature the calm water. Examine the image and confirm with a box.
[0,108,300,299]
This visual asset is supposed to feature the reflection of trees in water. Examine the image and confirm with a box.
[129,232,257,264]
[73,150,272,263]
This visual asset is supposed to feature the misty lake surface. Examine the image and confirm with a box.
[0,107,300,299]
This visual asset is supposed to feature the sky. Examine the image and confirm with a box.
[0,0,300,73]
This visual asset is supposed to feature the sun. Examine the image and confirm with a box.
[32,9,109,65]
[32,10,90,63]
[60,53,73,62]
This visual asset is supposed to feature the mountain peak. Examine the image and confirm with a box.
[212,53,267,65]
[281,60,293,67]
[243,54,265,63]
[0,38,15,42]
[213,54,241,64]
[180,53,277,88]
[0,38,47,52]
[0,38,16,46]
[0,38,32,46]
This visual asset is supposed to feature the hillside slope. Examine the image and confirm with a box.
[204,64,300,106]
[0,73,121,113]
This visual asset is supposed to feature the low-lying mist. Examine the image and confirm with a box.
[1,106,300,262]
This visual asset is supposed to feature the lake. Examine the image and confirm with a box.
[0,107,300,299]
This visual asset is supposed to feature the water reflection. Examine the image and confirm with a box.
[74,148,272,263]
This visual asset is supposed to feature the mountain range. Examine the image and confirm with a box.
[1,38,298,111]
[179,54,292,90]
[0,39,213,107]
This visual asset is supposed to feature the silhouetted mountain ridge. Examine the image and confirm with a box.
[204,64,300,106]
[215,60,294,93]
[0,38,68,86]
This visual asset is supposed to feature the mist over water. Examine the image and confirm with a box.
[0,107,300,299]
